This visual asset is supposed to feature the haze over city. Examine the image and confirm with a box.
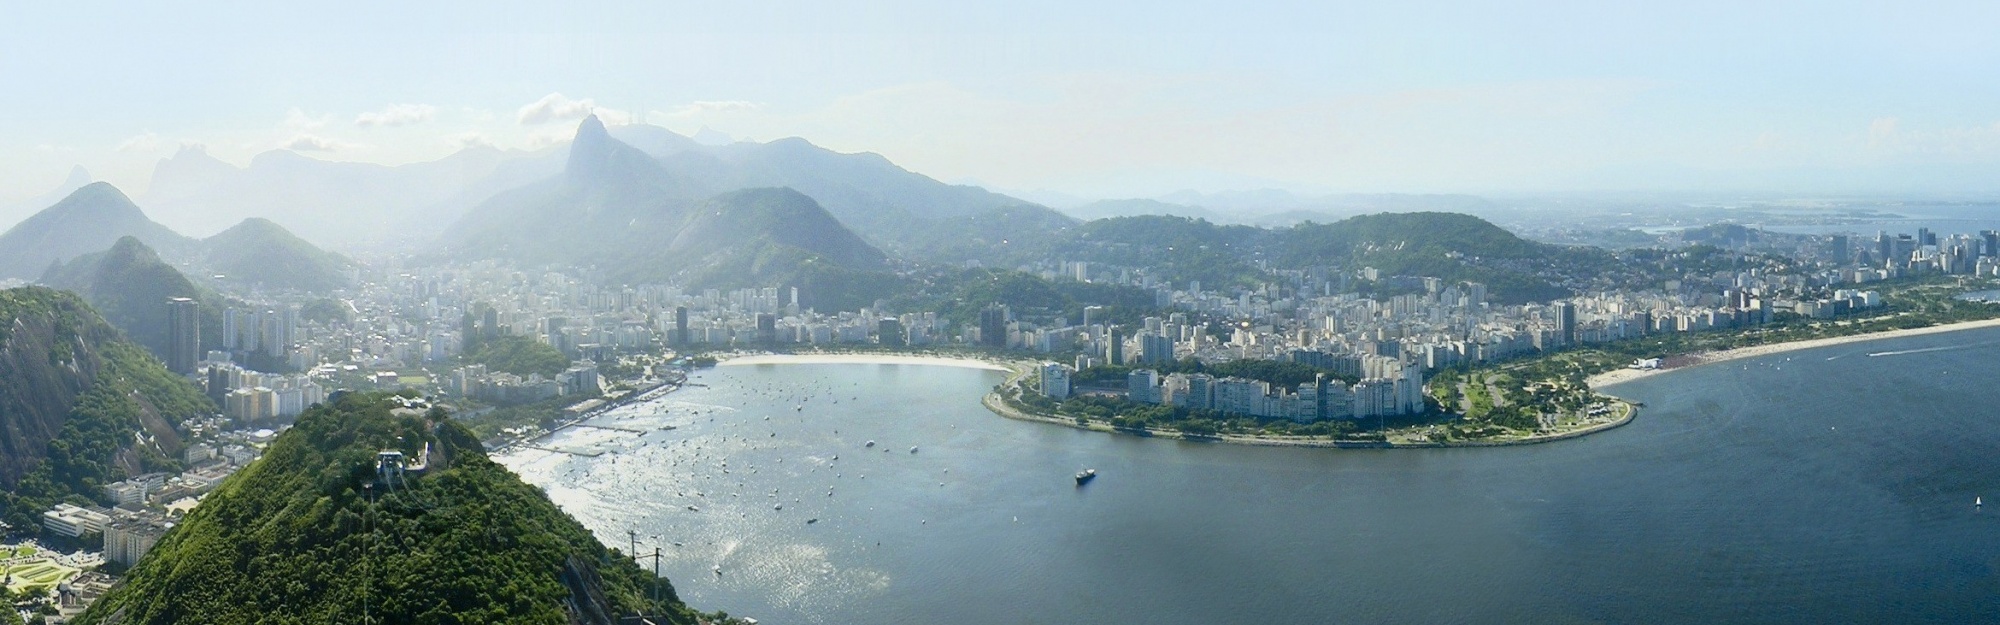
[7,3,2000,624]
[10,0,2000,220]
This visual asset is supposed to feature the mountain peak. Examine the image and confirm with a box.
[105,235,161,263]
[577,113,606,136]
[61,165,92,187]
[60,182,142,217]
[201,217,353,291]
[692,125,733,146]
[0,182,195,280]
[565,114,616,180]
[563,114,677,188]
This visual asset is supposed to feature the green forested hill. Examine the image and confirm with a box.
[75,392,700,625]
[1038,212,1601,303]
[40,236,228,359]
[465,335,569,377]
[198,218,354,292]
[443,117,893,302]
[0,287,210,527]
[0,183,195,280]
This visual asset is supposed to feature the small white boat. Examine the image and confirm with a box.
[909,446,919,454]
[865,440,876,447]
[1075,469,1097,485]
[1978,496,1984,507]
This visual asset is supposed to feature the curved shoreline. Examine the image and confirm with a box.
[1585,316,2000,389]
[704,316,2000,450]
[980,364,1640,449]
[719,353,1009,371]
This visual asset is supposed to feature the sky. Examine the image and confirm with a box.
[5,0,2000,208]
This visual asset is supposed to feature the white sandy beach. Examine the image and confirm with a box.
[1586,316,2000,389]
[719,353,1012,371]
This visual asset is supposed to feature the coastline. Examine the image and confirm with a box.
[718,352,1010,371]
[710,349,1643,450]
[1585,316,2000,389]
[980,362,1639,449]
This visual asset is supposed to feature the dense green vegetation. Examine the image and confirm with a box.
[672,242,906,313]
[466,335,569,378]
[875,204,1078,268]
[0,288,213,528]
[74,392,702,625]
[1,342,206,528]
[455,396,575,442]
[199,218,354,292]
[40,236,231,359]
[1019,212,1592,304]
[892,267,1166,328]
[298,297,353,326]
[1055,216,1266,288]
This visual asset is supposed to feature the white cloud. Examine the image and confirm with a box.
[656,100,760,118]
[448,132,495,150]
[518,93,600,125]
[1868,117,1901,148]
[116,132,162,152]
[355,103,437,128]
[523,127,575,149]
[594,108,635,125]
[281,134,362,153]
[281,108,333,132]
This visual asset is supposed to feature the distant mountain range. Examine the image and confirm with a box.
[1061,198,1234,223]
[198,218,354,291]
[1056,191,1507,228]
[0,183,354,296]
[1037,212,1604,303]
[1,165,95,227]
[128,119,1062,256]
[0,182,194,280]
[0,119,1590,313]
[143,144,556,248]
[443,116,890,292]
[41,237,224,360]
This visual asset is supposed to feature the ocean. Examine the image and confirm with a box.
[497,333,2000,624]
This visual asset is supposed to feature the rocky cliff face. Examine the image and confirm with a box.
[0,287,117,487]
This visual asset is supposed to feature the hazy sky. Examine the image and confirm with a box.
[6,1,2000,207]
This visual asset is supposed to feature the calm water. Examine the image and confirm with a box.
[1760,204,2000,237]
[497,334,2000,624]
